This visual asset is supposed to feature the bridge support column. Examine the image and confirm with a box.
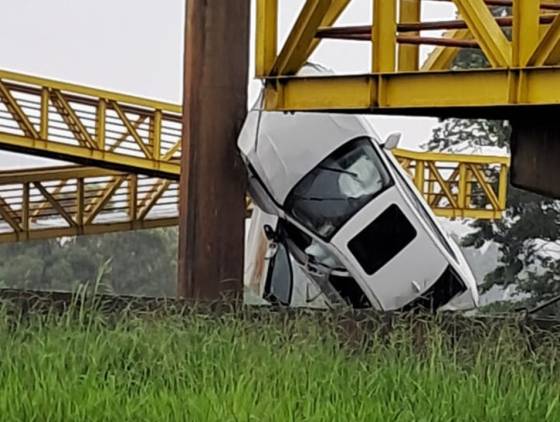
[178,0,250,301]
[511,110,560,199]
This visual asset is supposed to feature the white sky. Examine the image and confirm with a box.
[0,0,456,168]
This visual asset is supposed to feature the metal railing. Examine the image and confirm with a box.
[0,69,181,178]
[0,165,178,243]
[0,63,513,244]
[394,148,510,219]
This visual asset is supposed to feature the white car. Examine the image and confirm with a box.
[239,100,479,312]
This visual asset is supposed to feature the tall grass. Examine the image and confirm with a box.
[0,304,558,421]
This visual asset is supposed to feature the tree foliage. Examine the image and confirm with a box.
[426,119,511,153]
[0,228,178,297]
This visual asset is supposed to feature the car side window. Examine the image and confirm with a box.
[348,204,417,275]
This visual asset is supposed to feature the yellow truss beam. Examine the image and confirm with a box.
[33,181,78,228]
[0,196,22,233]
[49,89,97,149]
[398,0,421,72]
[270,0,332,76]
[263,67,560,112]
[0,69,180,113]
[308,0,351,61]
[0,58,515,239]
[421,29,471,71]
[512,0,540,67]
[451,0,511,68]
[83,176,127,225]
[529,12,560,66]
[0,70,181,178]
[373,0,397,73]
[258,0,350,77]
[0,80,40,139]
[111,102,153,160]
[256,0,279,77]
[138,180,172,220]
[0,165,179,243]
[257,1,560,113]
[394,148,510,220]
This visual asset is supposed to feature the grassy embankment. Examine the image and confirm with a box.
[0,302,559,421]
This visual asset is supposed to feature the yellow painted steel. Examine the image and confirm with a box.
[257,0,352,77]
[270,0,332,76]
[0,59,513,238]
[398,0,421,72]
[512,0,540,67]
[256,0,278,77]
[372,0,397,73]
[393,148,509,220]
[0,69,181,178]
[452,0,511,68]
[0,165,178,243]
[529,13,560,66]
[263,67,560,112]
[0,0,550,244]
[257,0,560,114]
[0,69,181,113]
[421,29,471,71]
[308,0,351,60]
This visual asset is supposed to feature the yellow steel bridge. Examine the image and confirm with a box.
[0,66,509,243]
[0,69,181,178]
[257,0,560,114]
[3,0,534,244]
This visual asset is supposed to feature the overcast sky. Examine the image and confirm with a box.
[0,0,456,168]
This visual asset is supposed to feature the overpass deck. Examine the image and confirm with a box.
[257,0,560,115]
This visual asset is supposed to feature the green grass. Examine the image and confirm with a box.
[0,305,559,421]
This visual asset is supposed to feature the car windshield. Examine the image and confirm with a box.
[285,137,393,239]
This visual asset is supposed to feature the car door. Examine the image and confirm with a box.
[244,207,332,308]
[277,218,355,308]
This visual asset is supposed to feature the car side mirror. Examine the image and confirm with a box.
[383,132,402,150]
[263,224,277,241]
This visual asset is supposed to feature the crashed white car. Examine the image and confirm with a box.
[239,103,479,312]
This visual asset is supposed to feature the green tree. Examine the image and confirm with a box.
[0,228,177,297]
[72,228,178,297]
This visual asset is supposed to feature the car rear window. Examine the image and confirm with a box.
[348,204,417,275]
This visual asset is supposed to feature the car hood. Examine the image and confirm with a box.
[238,108,381,205]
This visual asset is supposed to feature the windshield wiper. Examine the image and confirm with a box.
[292,195,350,202]
[317,165,358,179]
